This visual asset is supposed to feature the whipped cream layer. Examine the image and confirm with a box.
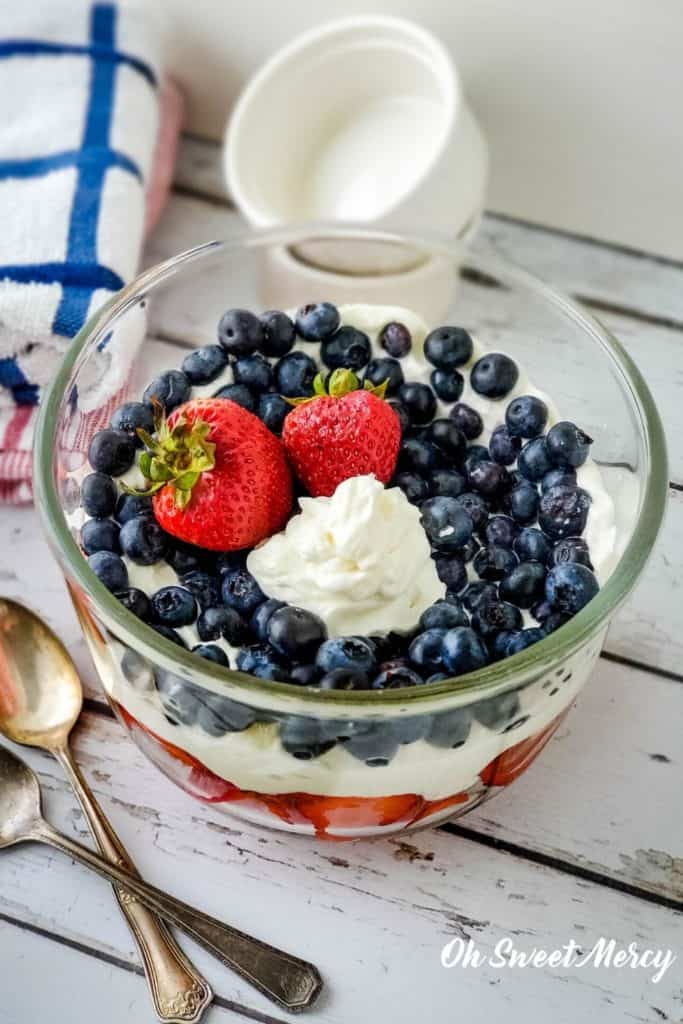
[247,475,445,636]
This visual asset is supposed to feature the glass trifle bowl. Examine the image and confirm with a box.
[34,226,667,840]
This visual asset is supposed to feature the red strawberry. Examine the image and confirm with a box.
[282,369,401,497]
[123,398,292,550]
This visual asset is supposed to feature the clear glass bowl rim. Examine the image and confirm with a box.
[33,223,668,711]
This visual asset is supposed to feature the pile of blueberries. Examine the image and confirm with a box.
[77,302,601,759]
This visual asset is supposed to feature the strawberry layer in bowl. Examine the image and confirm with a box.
[34,227,667,840]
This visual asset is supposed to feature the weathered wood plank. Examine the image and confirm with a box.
[174,134,683,327]
[1,707,681,1023]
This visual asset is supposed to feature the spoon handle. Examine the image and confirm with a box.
[32,818,323,1013]
[54,746,212,1024]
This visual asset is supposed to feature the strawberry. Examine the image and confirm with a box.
[123,398,292,551]
[282,369,401,497]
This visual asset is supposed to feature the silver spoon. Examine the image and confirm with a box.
[0,600,322,1014]
[0,597,212,1023]
[0,742,323,1013]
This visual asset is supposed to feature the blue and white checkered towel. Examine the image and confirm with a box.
[0,0,162,502]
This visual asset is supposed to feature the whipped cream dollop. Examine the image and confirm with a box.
[247,474,445,637]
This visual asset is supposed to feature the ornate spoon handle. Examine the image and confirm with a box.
[55,745,212,1023]
[33,815,323,1013]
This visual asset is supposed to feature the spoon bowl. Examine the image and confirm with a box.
[0,743,43,848]
[0,598,81,749]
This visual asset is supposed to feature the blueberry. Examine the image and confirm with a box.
[221,569,265,616]
[217,308,263,355]
[153,625,187,648]
[473,544,519,582]
[505,395,548,438]
[489,425,522,466]
[260,310,296,357]
[430,468,466,498]
[319,668,370,691]
[470,353,518,398]
[119,515,167,565]
[454,491,490,531]
[421,496,474,552]
[408,629,447,673]
[121,649,154,689]
[490,629,520,661]
[471,599,523,637]
[114,493,153,525]
[379,321,412,357]
[398,382,437,425]
[197,605,250,645]
[484,515,518,548]
[424,326,473,369]
[499,561,547,607]
[546,421,593,468]
[81,518,120,555]
[545,563,599,613]
[541,612,572,634]
[116,587,151,621]
[213,382,256,412]
[165,540,203,575]
[538,484,591,539]
[372,662,424,690]
[468,460,511,501]
[394,471,429,504]
[388,400,411,433]
[250,598,286,641]
[233,353,274,393]
[390,712,430,743]
[462,581,499,612]
[280,716,336,759]
[196,695,256,735]
[473,691,521,731]
[151,586,197,627]
[442,627,489,674]
[430,368,464,403]
[419,599,469,631]
[513,527,552,563]
[541,467,577,493]
[449,403,483,440]
[552,537,594,569]
[518,437,554,482]
[214,550,248,575]
[289,664,321,686]
[275,351,318,397]
[321,326,371,370]
[504,481,540,525]
[192,643,229,666]
[110,402,155,446]
[506,628,545,654]
[180,570,221,611]
[316,636,376,675]
[88,429,135,476]
[269,606,328,661]
[156,673,199,725]
[181,344,228,385]
[433,555,467,593]
[89,551,128,592]
[463,445,490,475]
[343,724,400,766]
[427,708,472,748]
[257,393,289,435]
[237,643,287,681]
[81,472,117,518]
[363,356,404,396]
[399,437,441,474]
[427,419,466,462]
[142,370,190,412]
[295,302,340,341]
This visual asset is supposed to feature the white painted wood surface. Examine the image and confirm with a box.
[2,137,681,1023]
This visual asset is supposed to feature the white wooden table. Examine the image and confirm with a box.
[1,138,681,1024]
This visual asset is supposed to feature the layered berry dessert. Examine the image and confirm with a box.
[69,302,616,837]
